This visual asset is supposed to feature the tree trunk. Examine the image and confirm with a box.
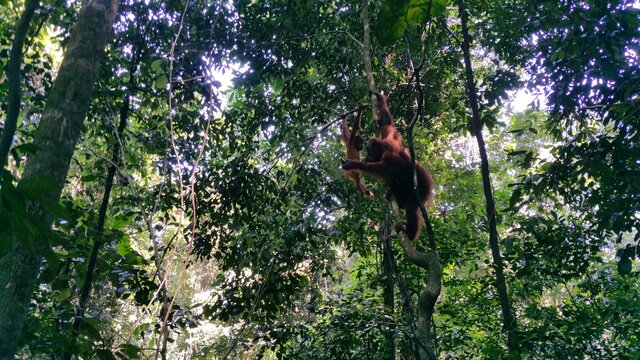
[456,1,519,357]
[381,220,396,359]
[393,259,420,359]
[389,200,441,360]
[0,0,40,170]
[361,0,382,118]
[0,0,119,357]
[415,252,441,360]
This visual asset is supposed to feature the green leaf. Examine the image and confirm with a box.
[117,237,133,257]
[81,174,99,182]
[523,151,534,166]
[58,288,72,300]
[2,186,26,216]
[509,188,522,209]
[375,0,411,46]
[407,0,448,25]
[13,143,42,155]
[375,0,448,45]
[151,58,164,72]
[618,256,632,275]
[155,75,168,89]
[118,344,141,358]
[507,150,527,156]
[10,148,21,167]
[95,349,116,360]
[81,317,103,340]
[429,0,448,17]
[112,212,136,230]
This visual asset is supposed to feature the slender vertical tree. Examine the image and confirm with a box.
[0,0,40,170]
[64,46,141,358]
[457,1,519,357]
[0,0,119,356]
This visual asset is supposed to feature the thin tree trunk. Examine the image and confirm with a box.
[381,220,396,359]
[414,253,440,360]
[361,0,380,116]
[456,1,519,357]
[0,0,119,357]
[0,0,40,170]
[76,74,129,323]
[64,54,137,358]
[392,249,420,359]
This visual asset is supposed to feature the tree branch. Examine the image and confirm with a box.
[0,0,40,170]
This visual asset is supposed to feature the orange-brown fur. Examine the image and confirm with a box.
[374,92,403,145]
[342,94,434,240]
[341,108,373,199]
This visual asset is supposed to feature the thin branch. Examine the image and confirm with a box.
[0,0,40,170]
[24,5,48,50]
[83,126,174,348]
[446,27,462,47]
[361,0,379,112]
[157,1,191,358]
[391,251,421,359]
[302,105,367,143]
[582,97,639,109]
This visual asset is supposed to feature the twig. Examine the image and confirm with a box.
[446,27,462,47]
[156,1,191,358]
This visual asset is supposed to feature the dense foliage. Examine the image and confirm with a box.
[0,0,638,359]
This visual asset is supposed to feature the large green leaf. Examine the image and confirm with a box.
[375,0,448,45]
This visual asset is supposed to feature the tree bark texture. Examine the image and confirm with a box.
[0,0,40,170]
[415,252,441,360]
[0,0,119,357]
[457,1,519,357]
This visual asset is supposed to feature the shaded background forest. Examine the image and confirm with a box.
[0,0,638,359]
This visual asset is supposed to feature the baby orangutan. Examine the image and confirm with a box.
[341,107,374,199]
